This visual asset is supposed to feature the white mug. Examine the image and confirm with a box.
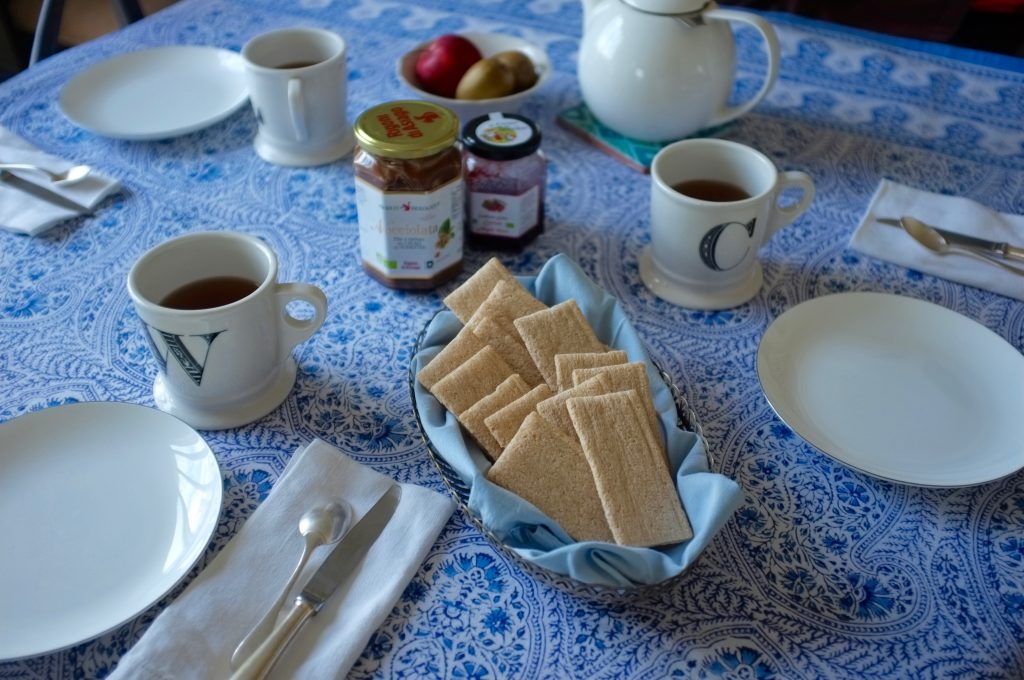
[127,231,328,430]
[640,138,815,309]
[242,27,354,166]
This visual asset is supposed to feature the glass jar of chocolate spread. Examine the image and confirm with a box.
[461,112,545,250]
[353,100,464,290]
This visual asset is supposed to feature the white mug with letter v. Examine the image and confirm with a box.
[640,138,815,309]
[242,27,354,166]
[127,231,327,430]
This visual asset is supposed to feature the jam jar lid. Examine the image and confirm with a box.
[353,100,460,160]
[461,112,541,161]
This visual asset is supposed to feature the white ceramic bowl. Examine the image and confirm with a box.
[397,32,550,123]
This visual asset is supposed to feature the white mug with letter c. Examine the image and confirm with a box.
[127,231,328,430]
[242,27,354,166]
[640,138,815,309]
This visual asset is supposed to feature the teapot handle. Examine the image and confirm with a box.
[702,8,780,127]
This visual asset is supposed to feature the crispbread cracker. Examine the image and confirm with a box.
[535,374,611,441]
[431,346,515,416]
[487,412,614,543]
[443,258,519,324]
[514,299,605,388]
[567,391,692,547]
[417,324,486,390]
[466,279,548,341]
[485,383,554,448]
[572,362,665,463]
[460,375,530,461]
[554,350,628,392]
[471,316,544,387]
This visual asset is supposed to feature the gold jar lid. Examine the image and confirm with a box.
[353,100,460,159]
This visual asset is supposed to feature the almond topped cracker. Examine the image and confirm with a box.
[430,346,516,416]
[471,316,545,387]
[460,374,530,461]
[442,257,520,324]
[513,299,606,388]
[484,383,554,448]
[554,350,628,392]
[566,390,692,548]
[416,323,486,390]
[487,412,614,543]
[572,361,666,463]
[535,374,611,441]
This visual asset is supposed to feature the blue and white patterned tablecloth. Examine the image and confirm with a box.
[2,1,1023,677]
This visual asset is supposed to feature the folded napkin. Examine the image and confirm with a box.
[850,179,1024,301]
[110,439,455,680]
[412,253,745,588]
[0,126,120,236]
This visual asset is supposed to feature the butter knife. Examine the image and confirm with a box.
[229,484,401,680]
[877,217,1024,262]
[0,170,92,214]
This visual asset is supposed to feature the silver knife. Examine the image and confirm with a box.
[877,217,1024,262]
[0,170,92,214]
[230,484,402,680]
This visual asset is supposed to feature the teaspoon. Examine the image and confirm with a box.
[230,500,351,668]
[899,216,1024,277]
[0,163,92,185]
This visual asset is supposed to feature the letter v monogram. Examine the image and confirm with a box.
[151,329,226,386]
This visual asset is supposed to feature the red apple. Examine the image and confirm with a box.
[414,34,483,98]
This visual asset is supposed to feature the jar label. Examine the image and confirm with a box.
[355,177,464,279]
[468,186,540,238]
[474,116,533,148]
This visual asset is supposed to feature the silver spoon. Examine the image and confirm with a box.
[899,216,1024,277]
[230,501,351,668]
[0,163,92,185]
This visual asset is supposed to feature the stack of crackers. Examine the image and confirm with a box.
[418,258,692,548]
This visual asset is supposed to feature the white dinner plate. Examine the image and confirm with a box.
[59,46,248,140]
[0,402,222,660]
[756,292,1024,487]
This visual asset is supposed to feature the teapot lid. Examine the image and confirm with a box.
[621,0,707,14]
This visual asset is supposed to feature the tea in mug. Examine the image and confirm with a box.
[671,179,750,202]
[160,276,260,310]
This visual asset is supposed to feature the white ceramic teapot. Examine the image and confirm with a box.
[578,0,780,142]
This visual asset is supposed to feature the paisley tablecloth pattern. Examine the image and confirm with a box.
[1,1,1023,678]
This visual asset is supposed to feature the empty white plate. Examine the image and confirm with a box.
[756,292,1024,487]
[0,402,222,660]
[59,46,248,140]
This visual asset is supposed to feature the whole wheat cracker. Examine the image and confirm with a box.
[466,279,547,342]
[535,374,611,441]
[566,390,692,547]
[471,315,545,387]
[459,374,530,461]
[487,412,614,543]
[554,350,628,392]
[416,324,486,390]
[513,299,605,388]
[484,383,554,448]
[571,362,666,464]
[442,257,519,324]
[430,346,515,416]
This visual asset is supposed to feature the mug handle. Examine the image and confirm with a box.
[702,8,781,127]
[275,283,327,355]
[287,78,309,142]
[765,170,815,239]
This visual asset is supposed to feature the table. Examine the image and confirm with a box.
[2,1,1023,677]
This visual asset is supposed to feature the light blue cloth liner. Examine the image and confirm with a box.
[413,254,745,588]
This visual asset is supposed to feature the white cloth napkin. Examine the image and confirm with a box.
[0,126,121,236]
[110,439,455,680]
[850,179,1024,301]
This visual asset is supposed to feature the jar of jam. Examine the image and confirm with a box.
[461,112,545,250]
[353,100,464,290]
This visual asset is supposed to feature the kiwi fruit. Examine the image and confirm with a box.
[455,58,516,100]
[492,50,538,91]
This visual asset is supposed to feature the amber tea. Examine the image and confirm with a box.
[160,276,259,310]
[671,179,750,202]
